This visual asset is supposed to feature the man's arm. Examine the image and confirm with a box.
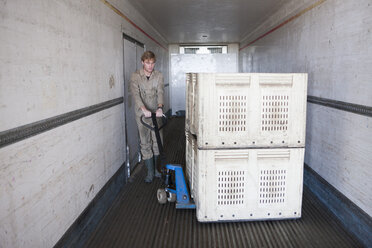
[156,73,165,117]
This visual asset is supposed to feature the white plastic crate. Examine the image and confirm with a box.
[189,145,305,222]
[185,73,308,148]
[185,73,196,132]
[185,131,194,192]
[185,131,198,198]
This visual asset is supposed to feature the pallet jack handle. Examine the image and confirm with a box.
[140,113,168,170]
[140,113,167,132]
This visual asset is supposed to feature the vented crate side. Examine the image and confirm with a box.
[185,73,308,148]
[193,147,305,222]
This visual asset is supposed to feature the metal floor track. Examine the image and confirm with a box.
[84,117,362,248]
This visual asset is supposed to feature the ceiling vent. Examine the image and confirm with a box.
[180,45,227,54]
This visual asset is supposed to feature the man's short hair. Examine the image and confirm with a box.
[141,51,156,62]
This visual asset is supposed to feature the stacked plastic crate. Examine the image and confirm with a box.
[185,73,307,222]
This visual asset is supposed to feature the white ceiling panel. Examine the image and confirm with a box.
[127,0,292,44]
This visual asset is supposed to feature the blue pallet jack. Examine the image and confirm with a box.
[141,113,196,209]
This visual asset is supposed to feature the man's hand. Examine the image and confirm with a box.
[142,107,151,118]
[156,107,163,117]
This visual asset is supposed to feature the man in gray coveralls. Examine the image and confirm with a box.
[130,51,164,183]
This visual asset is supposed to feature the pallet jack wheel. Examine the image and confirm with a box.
[157,188,167,204]
[167,192,176,202]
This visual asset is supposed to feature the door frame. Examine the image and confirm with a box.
[123,33,145,179]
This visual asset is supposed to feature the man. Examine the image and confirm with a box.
[130,51,164,183]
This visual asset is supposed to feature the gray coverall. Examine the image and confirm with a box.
[130,68,164,160]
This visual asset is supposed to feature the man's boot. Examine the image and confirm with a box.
[144,159,154,183]
[154,155,162,178]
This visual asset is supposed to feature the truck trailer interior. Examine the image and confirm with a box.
[0,0,371,247]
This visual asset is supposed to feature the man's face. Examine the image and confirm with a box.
[142,59,155,74]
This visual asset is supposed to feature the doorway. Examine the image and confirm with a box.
[123,34,144,176]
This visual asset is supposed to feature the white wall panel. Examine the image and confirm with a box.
[0,0,123,131]
[239,0,372,216]
[306,104,372,215]
[0,105,125,247]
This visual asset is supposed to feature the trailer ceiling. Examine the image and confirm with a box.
[127,0,292,44]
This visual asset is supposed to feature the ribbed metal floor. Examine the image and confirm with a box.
[84,117,362,248]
